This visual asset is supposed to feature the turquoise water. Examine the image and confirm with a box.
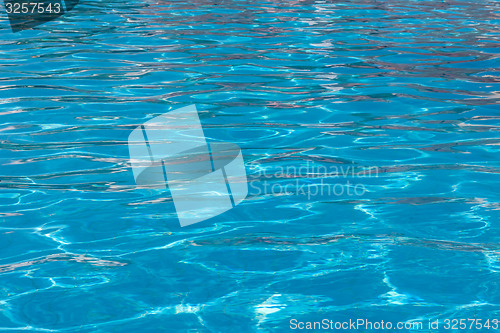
[1,0,500,331]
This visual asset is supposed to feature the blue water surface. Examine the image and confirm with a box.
[0,0,499,331]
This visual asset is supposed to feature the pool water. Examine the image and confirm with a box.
[0,0,499,331]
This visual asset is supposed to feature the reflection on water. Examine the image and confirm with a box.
[0,0,499,331]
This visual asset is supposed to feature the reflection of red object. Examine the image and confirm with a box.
[0,253,126,274]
